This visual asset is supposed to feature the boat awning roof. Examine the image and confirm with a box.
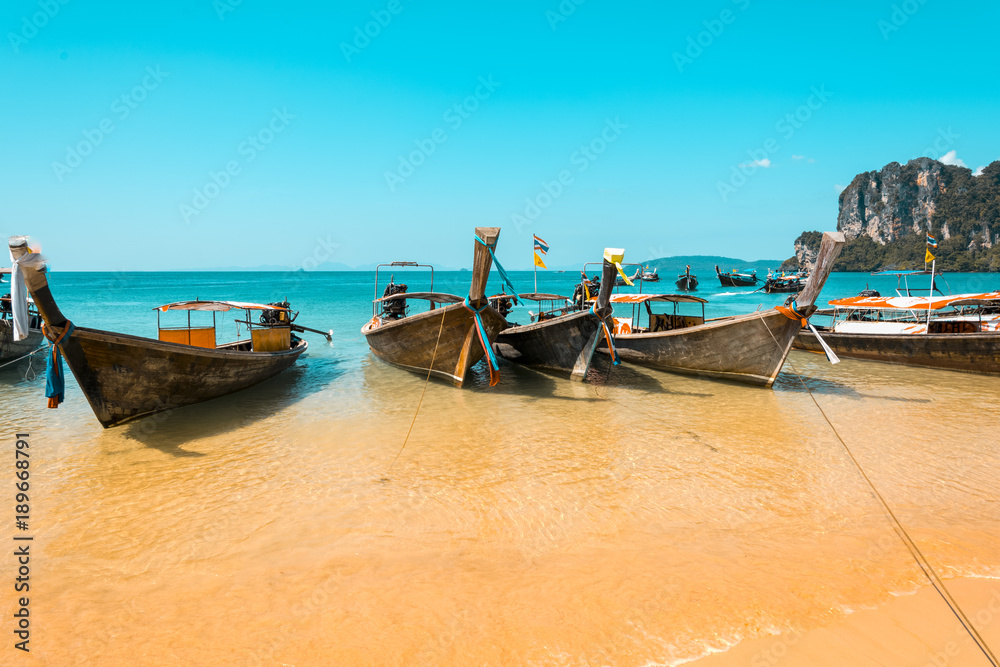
[610,293,709,304]
[0,268,11,275]
[372,291,464,304]
[154,300,287,312]
[517,293,571,301]
[828,291,1000,310]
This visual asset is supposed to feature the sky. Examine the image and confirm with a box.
[1,0,998,271]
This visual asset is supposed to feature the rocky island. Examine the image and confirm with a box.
[786,157,1000,272]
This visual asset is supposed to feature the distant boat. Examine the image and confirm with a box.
[494,249,618,380]
[641,267,660,282]
[8,236,315,428]
[616,267,641,286]
[602,232,845,386]
[761,271,806,293]
[361,227,508,387]
[675,265,698,291]
[715,265,758,287]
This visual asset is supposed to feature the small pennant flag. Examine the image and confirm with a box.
[533,234,549,254]
[533,251,547,269]
[925,247,936,263]
[927,233,938,248]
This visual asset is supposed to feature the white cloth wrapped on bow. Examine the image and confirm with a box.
[8,249,30,341]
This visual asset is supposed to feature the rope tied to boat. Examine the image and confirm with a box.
[41,320,74,408]
[473,235,518,297]
[775,299,808,327]
[463,297,500,386]
[590,304,619,365]
[755,313,996,666]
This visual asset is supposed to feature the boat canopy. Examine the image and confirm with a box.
[155,300,288,312]
[829,291,1000,311]
[610,293,708,304]
[371,291,463,305]
[517,293,571,301]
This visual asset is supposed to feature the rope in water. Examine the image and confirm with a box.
[384,307,448,475]
[755,312,999,666]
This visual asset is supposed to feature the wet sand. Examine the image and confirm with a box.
[694,577,1000,667]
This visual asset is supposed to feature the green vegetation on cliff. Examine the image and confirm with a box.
[785,161,1000,272]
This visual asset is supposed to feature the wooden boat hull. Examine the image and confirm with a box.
[793,329,1000,376]
[0,321,43,365]
[717,274,757,287]
[362,303,508,387]
[53,325,307,427]
[603,309,803,386]
[8,238,309,428]
[675,276,699,291]
[494,309,604,380]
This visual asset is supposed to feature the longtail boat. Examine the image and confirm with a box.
[715,265,758,287]
[794,291,1000,376]
[8,236,310,428]
[675,265,698,291]
[361,227,509,387]
[603,232,845,386]
[1,269,43,365]
[760,271,806,294]
[493,248,620,380]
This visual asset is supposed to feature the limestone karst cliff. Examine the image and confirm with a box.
[786,158,1000,272]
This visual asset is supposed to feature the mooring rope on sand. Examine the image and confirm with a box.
[755,313,999,666]
[383,307,448,478]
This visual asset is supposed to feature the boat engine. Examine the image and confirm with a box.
[381,282,408,319]
[489,294,516,319]
[260,301,294,326]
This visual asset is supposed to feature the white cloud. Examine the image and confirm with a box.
[973,165,985,177]
[791,154,805,160]
[938,150,967,167]
[738,158,771,168]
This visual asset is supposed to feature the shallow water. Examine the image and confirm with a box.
[2,270,999,665]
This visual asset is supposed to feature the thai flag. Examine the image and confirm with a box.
[927,233,938,248]
[533,234,549,254]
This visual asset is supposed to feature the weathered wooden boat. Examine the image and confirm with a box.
[715,265,758,287]
[493,249,619,380]
[8,237,309,428]
[603,232,845,386]
[794,291,1000,376]
[361,227,509,387]
[675,265,698,291]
